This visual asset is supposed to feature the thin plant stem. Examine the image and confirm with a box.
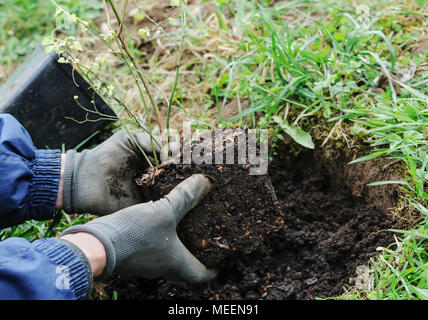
[166,0,187,156]
[105,0,160,164]
[107,0,163,131]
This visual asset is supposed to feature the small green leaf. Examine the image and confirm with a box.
[73,41,83,51]
[274,117,314,149]
[133,11,145,22]
[367,180,410,187]
[138,28,150,38]
[41,37,54,46]
[44,46,54,55]
[348,151,388,164]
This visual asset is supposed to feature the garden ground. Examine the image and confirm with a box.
[0,0,427,300]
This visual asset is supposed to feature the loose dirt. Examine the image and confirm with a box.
[135,128,283,268]
[92,140,398,300]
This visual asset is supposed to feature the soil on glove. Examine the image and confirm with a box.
[93,142,397,300]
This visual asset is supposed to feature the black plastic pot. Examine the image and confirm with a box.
[0,46,115,149]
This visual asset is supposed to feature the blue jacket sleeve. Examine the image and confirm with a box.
[0,114,92,300]
[0,113,61,228]
[0,237,91,299]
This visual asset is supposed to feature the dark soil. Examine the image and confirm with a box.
[135,128,283,268]
[93,143,396,300]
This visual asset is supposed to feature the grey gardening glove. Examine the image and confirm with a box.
[63,129,161,216]
[61,174,217,283]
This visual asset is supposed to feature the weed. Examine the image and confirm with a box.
[0,0,426,299]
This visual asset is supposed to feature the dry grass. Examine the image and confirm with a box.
[71,0,251,131]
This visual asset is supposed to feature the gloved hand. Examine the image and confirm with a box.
[62,129,161,216]
[61,174,217,283]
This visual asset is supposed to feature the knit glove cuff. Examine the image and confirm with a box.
[62,150,79,213]
[61,211,144,279]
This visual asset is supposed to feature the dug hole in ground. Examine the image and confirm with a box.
[91,128,401,300]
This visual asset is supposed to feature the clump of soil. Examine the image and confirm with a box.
[92,142,397,300]
[135,128,283,268]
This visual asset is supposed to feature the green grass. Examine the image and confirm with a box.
[164,0,427,299]
[0,0,103,66]
[370,225,428,299]
[0,211,92,242]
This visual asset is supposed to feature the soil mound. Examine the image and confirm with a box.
[135,128,283,268]
[92,143,397,300]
